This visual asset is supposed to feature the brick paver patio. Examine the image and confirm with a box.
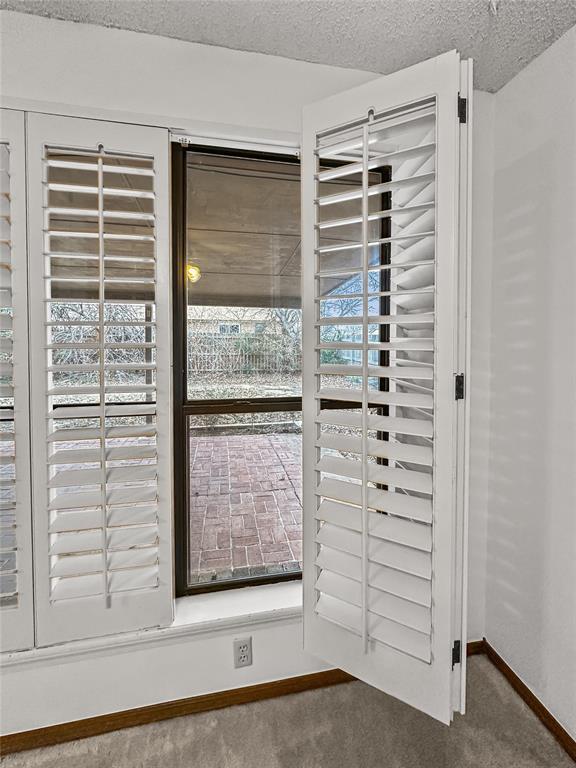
[188,432,302,585]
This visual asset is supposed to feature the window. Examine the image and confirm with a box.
[187,411,302,586]
[173,147,304,594]
[3,50,469,727]
[218,323,240,336]
[173,146,387,593]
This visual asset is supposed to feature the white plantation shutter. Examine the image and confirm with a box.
[0,109,34,652]
[27,114,173,645]
[302,51,471,723]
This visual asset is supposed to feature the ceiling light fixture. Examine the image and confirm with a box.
[186,263,202,283]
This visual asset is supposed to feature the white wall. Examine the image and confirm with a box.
[0,10,377,143]
[486,25,576,737]
[1,603,330,734]
[0,10,493,733]
[467,91,495,642]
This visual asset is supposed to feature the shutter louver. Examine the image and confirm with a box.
[302,51,470,723]
[313,100,436,663]
[0,109,34,652]
[0,141,17,611]
[28,115,172,645]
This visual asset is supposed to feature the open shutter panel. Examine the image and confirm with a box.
[27,114,173,646]
[302,51,470,723]
[0,109,34,652]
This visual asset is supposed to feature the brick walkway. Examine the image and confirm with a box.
[188,433,302,585]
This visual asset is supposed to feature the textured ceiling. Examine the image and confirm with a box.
[2,0,576,92]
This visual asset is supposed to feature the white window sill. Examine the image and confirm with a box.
[2,581,303,669]
[174,580,302,628]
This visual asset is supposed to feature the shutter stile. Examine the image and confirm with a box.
[0,110,34,651]
[0,140,18,614]
[28,116,172,645]
[312,98,439,665]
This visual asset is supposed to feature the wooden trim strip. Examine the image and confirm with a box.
[0,669,354,755]
[483,639,576,763]
[466,638,486,656]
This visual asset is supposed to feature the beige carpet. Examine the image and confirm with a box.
[2,656,572,768]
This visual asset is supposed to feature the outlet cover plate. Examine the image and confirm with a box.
[233,637,253,668]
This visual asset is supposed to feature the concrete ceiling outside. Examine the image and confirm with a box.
[186,153,303,308]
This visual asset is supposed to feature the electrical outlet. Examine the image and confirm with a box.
[233,636,253,668]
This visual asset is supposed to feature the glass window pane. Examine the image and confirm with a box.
[185,152,302,400]
[188,412,302,586]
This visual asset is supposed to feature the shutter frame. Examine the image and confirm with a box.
[27,114,173,646]
[302,51,470,724]
[0,108,34,652]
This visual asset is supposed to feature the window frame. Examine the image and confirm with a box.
[172,143,306,597]
[172,142,386,597]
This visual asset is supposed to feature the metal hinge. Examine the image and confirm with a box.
[455,373,465,400]
[458,96,467,124]
[452,640,462,668]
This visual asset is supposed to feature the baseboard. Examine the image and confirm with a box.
[2,640,574,760]
[465,639,486,656]
[0,642,482,755]
[0,669,354,755]
[481,639,576,763]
